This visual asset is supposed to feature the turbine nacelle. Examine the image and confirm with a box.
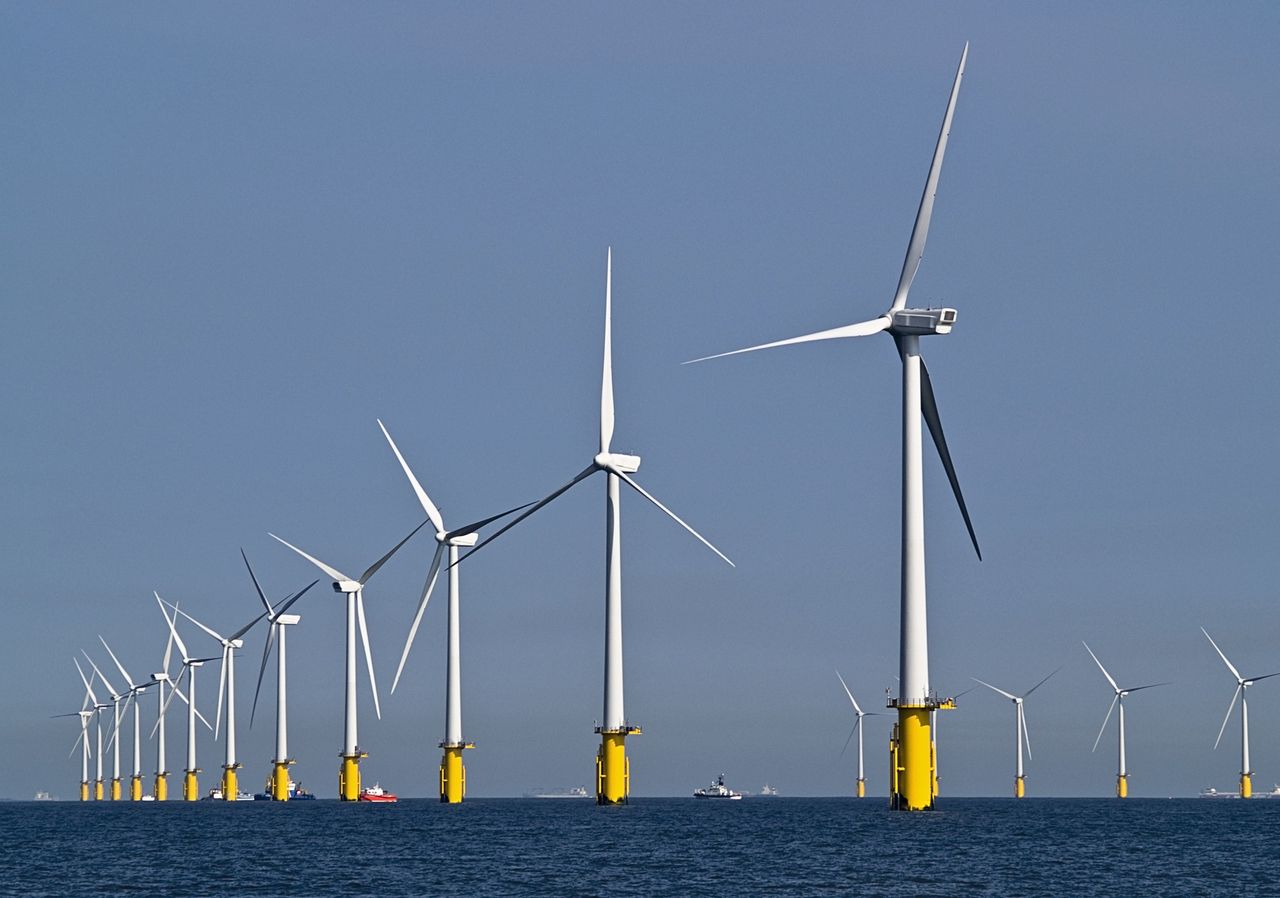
[595,451,641,474]
[890,308,956,336]
[275,613,301,626]
[333,580,362,594]
[443,531,478,547]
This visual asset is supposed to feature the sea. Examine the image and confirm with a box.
[1,798,1274,897]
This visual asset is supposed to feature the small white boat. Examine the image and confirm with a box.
[693,774,742,799]
[525,786,591,799]
[759,784,780,797]
[1198,787,1238,799]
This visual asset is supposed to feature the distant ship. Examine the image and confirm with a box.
[693,774,742,800]
[33,791,54,802]
[253,779,316,801]
[358,783,398,802]
[202,788,256,801]
[525,786,591,799]
[758,784,779,797]
[1198,787,1239,799]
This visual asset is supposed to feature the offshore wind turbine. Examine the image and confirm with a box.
[462,248,734,804]
[1201,627,1280,799]
[1084,642,1166,798]
[74,658,107,799]
[149,610,178,800]
[62,661,98,801]
[972,668,1059,798]
[156,594,217,800]
[379,420,528,803]
[242,550,317,801]
[166,602,273,801]
[686,45,979,811]
[98,636,155,801]
[271,520,427,800]
[836,670,878,798]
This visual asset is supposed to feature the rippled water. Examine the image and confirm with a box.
[2,798,1274,897]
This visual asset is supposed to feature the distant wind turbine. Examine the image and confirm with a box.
[1201,627,1280,800]
[972,668,1059,798]
[1083,642,1167,798]
[836,670,879,798]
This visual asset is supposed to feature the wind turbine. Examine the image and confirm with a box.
[1201,627,1280,799]
[685,45,979,812]
[73,658,107,799]
[80,651,127,801]
[149,606,178,800]
[270,520,427,800]
[155,593,217,800]
[98,636,156,801]
[242,550,317,801]
[1084,642,1166,798]
[165,600,274,802]
[378,420,529,803]
[836,670,879,798]
[61,660,98,801]
[461,248,734,804]
[972,668,1059,798]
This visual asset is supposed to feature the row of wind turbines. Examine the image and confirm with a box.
[836,631,1279,799]
[56,42,983,809]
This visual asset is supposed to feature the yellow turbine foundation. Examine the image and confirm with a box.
[439,743,474,804]
[1015,776,1025,799]
[110,778,122,801]
[595,726,640,805]
[130,775,143,802]
[1116,774,1127,799]
[856,778,866,799]
[154,773,167,802]
[79,782,89,802]
[1241,773,1252,799]
[94,780,103,801]
[339,752,366,801]
[888,700,952,811]
[183,770,199,801]
[221,765,240,801]
[271,761,293,801]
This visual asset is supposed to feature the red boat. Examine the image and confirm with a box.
[358,783,398,802]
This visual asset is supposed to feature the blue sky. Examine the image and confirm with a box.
[3,3,1279,798]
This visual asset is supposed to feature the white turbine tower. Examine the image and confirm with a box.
[379,420,529,804]
[98,636,156,801]
[1084,642,1167,799]
[155,593,216,800]
[462,248,734,805]
[149,611,178,800]
[73,658,107,799]
[836,670,879,798]
[80,651,128,801]
[1201,627,1280,800]
[166,600,276,801]
[270,520,427,800]
[686,45,979,812]
[972,668,1059,798]
[242,550,317,801]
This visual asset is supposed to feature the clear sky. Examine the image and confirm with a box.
[3,3,1279,799]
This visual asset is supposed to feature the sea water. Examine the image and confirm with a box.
[0,798,1273,897]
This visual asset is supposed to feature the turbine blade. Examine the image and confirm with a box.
[919,357,980,559]
[1082,642,1120,693]
[1020,703,1033,761]
[241,549,274,616]
[74,657,100,707]
[1024,666,1062,699]
[67,728,86,760]
[1123,682,1170,693]
[835,669,864,716]
[971,677,1017,701]
[391,543,444,695]
[249,623,276,729]
[169,604,228,646]
[378,419,445,533]
[614,470,734,567]
[358,519,430,585]
[81,652,118,700]
[447,501,537,540]
[1214,684,1242,750]
[213,648,228,741]
[601,247,615,454]
[839,722,859,759]
[1092,693,1119,753]
[161,611,175,677]
[458,464,598,564]
[1200,627,1243,682]
[228,607,272,644]
[890,42,968,313]
[684,316,891,365]
[157,594,190,663]
[98,637,136,691]
[274,580,319,617]
[357,594,381,720]
[1244,671,1280,684]
[269,533,352,583]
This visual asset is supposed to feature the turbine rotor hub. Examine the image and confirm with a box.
[890,307,957,336]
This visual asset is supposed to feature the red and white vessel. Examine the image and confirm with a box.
[358,783,398,802]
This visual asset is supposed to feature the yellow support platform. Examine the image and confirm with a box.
[270,760,294,801]
[154,773,167,802]
[80,782,89,802]
[1241,773,1252,799]
[1116,774,1128,799]
[595,725,640,805]
[221,764,241,801]
[110,778,122,801]
[183,769,200,801]
[888,697,953,811]
[130,775,143,802]
[339,751,367,801]
[439,742,475,804]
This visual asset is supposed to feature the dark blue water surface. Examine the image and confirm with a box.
[1,798,1275,897]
